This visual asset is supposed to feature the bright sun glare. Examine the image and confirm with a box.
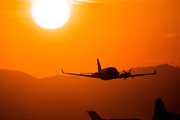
[32,0,69,29]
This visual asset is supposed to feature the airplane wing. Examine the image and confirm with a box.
[118,69,156,79]
[61,69,99,78]
[130,69,156,78]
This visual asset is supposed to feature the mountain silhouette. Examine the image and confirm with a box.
[0,64,180,120]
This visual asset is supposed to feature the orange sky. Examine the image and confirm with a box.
[0,0,180,78]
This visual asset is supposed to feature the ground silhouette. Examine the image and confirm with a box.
[0,64,180,120]
[152,98,180,120]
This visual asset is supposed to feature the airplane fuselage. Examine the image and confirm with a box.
[91,67,119,80]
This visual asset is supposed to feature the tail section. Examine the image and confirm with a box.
[97,59,102,73]
[154,98,166,117]
[87,111,103,120]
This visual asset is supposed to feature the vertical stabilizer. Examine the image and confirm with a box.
[97,59,102,72]
[87,111,103,120]
[154,99,166,117]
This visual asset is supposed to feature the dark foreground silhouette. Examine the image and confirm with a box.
[0,64,180,120]
[87,110,141,120]
[62,59,156,80]
[152,99,180,120]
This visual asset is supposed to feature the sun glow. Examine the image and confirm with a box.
[32,0,70,29]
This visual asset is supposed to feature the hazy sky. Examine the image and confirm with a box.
[0,0,180,78]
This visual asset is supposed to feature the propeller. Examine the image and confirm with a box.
[122,68,133,80]
[129,68,132,73]
[122,68,132,73]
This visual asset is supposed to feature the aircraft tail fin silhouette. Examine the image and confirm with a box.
[87,111,103,120]
[152,98,180,120]
[154,98,166,117]
[97,59,102,73]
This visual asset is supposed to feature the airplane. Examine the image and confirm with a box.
[87,110,141,120]
[152,98,180,120]
[61,59,156,80]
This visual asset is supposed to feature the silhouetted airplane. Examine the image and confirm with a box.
[87,110,141,120]
[61,59,156,80]
[152,98,180,120]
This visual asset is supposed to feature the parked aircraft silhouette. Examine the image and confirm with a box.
[87,110,141,120]
[152,98,180,120]
[61,59,156,80]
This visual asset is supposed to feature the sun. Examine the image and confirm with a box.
[32,0,70,29]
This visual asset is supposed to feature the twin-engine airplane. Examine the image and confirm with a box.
[61,59,156,80]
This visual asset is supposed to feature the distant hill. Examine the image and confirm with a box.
[0,64,180,120]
